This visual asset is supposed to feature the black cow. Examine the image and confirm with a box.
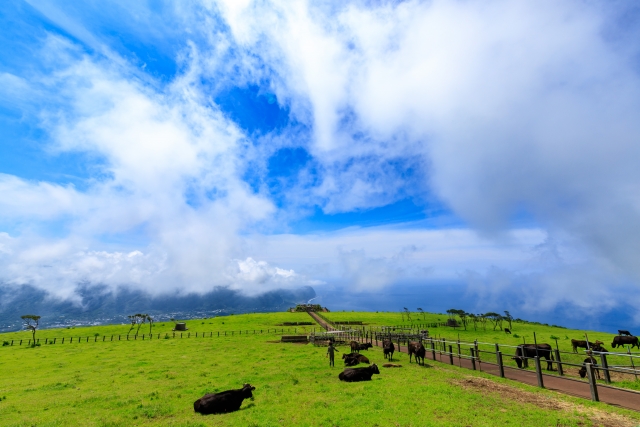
[570,339,603,353]
[194,384,255,415]
[350,341,373,352]
[591,344,608,353]
[408,341,426,365]
[342,353,370,366]
[578,356,600,380]
[512,344,554,370]
[612,336,640,349]
[504,328,512,334]
[383,340,395,361]
[618,330,632,336]
[338,364,380,382]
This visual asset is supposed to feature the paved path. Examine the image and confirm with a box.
[305,313,640,412]
[307,311,333,331]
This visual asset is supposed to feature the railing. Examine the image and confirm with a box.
[347,327,640,401]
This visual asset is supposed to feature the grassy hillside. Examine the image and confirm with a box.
[1,312,640,426]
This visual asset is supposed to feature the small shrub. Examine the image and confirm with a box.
[513,334,520,338]
[164,334,170,339]
[94,333,100,337]
[2,341,9,346]
[550,335,560,340]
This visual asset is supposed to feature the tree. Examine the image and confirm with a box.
[457,311,469,330]
[503,311,513,329]
[478,313,487,330]
[403,307,411,321]
[147,314,154,334]
[485,312,504,331]
[21,315,41,344]
[127,314,147,335]
[417,308,425,320]
[469,313,478,331]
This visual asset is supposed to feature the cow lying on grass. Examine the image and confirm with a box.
[194,384,255,414]
[338,364,380,382]
[342,352,370,366]
[350,341,373,352]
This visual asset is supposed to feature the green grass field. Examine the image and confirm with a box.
[1,312,640,426]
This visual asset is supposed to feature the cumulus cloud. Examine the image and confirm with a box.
[1,0,640,318]
[210,0,640,297]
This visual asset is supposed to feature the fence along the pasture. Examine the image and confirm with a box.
[345,326,640,401]
[0,327,317,347]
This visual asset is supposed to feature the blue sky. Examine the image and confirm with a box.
[2,0,640,328]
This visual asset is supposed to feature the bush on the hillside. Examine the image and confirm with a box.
[550,335,560,340]
[2,341,9,346]
[94,333,100,337]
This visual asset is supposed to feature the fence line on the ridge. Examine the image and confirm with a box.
[0,327,319,347]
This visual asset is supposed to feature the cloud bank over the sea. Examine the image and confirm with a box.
[1,1,640,319]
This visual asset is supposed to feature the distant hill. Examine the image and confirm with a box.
[0,283,315,332]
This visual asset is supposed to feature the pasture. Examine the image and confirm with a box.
[1,312,639,426]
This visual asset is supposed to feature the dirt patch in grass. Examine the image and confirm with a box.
[453,376,637,427]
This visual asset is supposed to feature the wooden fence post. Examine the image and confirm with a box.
[430,340,436,360]
[586,363,599,401]
[448,345,454,365]
[534,357,544,388]
[599,353,611,384]
[554,350,563,376]
[497,351,505,378]
[470,348,476,370]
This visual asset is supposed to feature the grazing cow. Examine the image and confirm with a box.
[591,344,608,353]
[408,341,426,365]
[342,353,370,366]
[512,344,554,370]
[194,384,255,415]
[570,339,603,353]
[504,328,512,334]
[578,356,601,380]
[383,340,395,361]
[618,330,633,336]
[338,364,380,382]
[612,336,640,349]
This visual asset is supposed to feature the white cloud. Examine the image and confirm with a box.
[2,0,640,318]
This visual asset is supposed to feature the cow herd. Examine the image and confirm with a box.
[193,329,639,415]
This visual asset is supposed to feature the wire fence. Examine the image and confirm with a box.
[0,327,318,347]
